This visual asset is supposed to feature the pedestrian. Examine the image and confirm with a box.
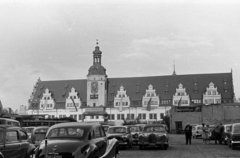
[219,123,224,144]
[205,124,211,144]
[184,123,192,145]
[213,122,222,144]
[202,123,207,144]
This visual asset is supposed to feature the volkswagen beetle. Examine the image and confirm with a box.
[34,122,119,158]
[138,124,169,150]
[107,126,133,149]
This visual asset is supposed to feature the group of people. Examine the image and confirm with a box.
[184,122,224,145]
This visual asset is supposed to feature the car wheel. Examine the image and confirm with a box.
[139,145,143,150]
[163,144,168,150]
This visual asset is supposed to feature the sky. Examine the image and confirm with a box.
[0,0,240,111]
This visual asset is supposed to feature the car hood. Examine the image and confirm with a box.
[107,133,126,138]
[38,139,90,157]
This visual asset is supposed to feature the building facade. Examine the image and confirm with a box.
[27,45,235,122]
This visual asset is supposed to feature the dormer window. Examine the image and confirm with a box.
[224,81,227,84]
[225,90,227,92]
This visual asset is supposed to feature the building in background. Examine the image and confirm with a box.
[27,44,235,122]
[19,105,27,115]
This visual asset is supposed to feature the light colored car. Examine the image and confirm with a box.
[192,125,203,138]
[222,124,232,145]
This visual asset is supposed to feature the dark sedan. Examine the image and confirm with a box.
[227,123,240,150]
[28,126,49,147]
[139,124,169,150]
[34,122,119,158]
[107,126,133,149]
[0,125,35,158]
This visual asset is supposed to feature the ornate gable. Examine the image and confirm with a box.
[40,88,55,111]
[203,82,221,105]
[172,83,190,106]
[142,84,159,107]
[114,85,130,109]
[66,87,81,110]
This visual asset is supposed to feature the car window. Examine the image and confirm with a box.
[129,126,138,132]
[6,130,20,143]
[19,130,28,140]
[34,128,48,142]
[144,126,166,132]
[0,131,3,144]
[108,127,126,134]
[25,128,34,134]
[48,127,84,138]
[95,127,101,138]
[233,125,240,134]
[100,127,106,137]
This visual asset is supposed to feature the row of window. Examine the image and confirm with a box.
[174,100,189,105]
[143,101,158,105]
[56,113,165,121]
[40,104,53,108]
[66,103,80,107]
[115,102,129,106]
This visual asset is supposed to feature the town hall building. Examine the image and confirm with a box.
[27,44,235,122]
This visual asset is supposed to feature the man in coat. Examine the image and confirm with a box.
[184,123,192,145]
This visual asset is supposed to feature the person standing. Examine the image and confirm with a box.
[202,123,207,144]
[214,122,222,144]
[184,123,192,145]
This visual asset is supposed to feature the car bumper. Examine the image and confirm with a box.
[139,142,168,146]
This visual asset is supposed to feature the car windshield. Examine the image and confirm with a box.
[47,127,84,138]
[144,126,165,132]
[0,131,3,144]
[34,128,48,141]
[108,127,126,133]
[129,126,139,132]
[233,125,240,134]
[25,128,34,134]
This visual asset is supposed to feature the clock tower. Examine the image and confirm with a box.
[87,43,107,107]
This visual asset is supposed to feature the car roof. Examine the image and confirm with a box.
[0,125,21,130]
[49,122,100,130]
[109,126,128,128]
[144,124,166,127]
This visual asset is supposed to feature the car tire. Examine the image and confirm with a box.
[139,145,143,150]
[163,144,168,150]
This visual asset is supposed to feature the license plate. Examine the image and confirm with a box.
[48,156,62,158]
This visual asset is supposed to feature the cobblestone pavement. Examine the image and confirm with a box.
[118,134,240,158]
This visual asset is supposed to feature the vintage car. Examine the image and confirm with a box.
[23,126,35,136]
[227,123,240,150]
[0,125,35,158]
[138,124,169,150]
[107,126,133,149]
[28,126,49,147]
[126,125,142,145]
[102,125,111,134]
[222,124,232,145]
[192,125,203,138]
[34,122,119,158]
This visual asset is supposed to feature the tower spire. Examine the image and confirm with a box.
[172,60,176,75]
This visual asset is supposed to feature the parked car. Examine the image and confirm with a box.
[138,124,169,150]
[34,122,119,158]
[126,125,142,145]
[192,125,203,138]
[28,126,49,147]
[227,123,240,150]
[23,126,35,136]
[0,118,21,127]
[107,126,133,149]
[0,125,35,158]
[222,124,232,145]
[102,125,111,134]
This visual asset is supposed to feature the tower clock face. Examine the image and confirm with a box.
[91,81,98,94]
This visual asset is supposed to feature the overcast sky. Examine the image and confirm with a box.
[0,0,240,111]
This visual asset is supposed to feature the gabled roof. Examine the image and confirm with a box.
[28,72,234,110]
